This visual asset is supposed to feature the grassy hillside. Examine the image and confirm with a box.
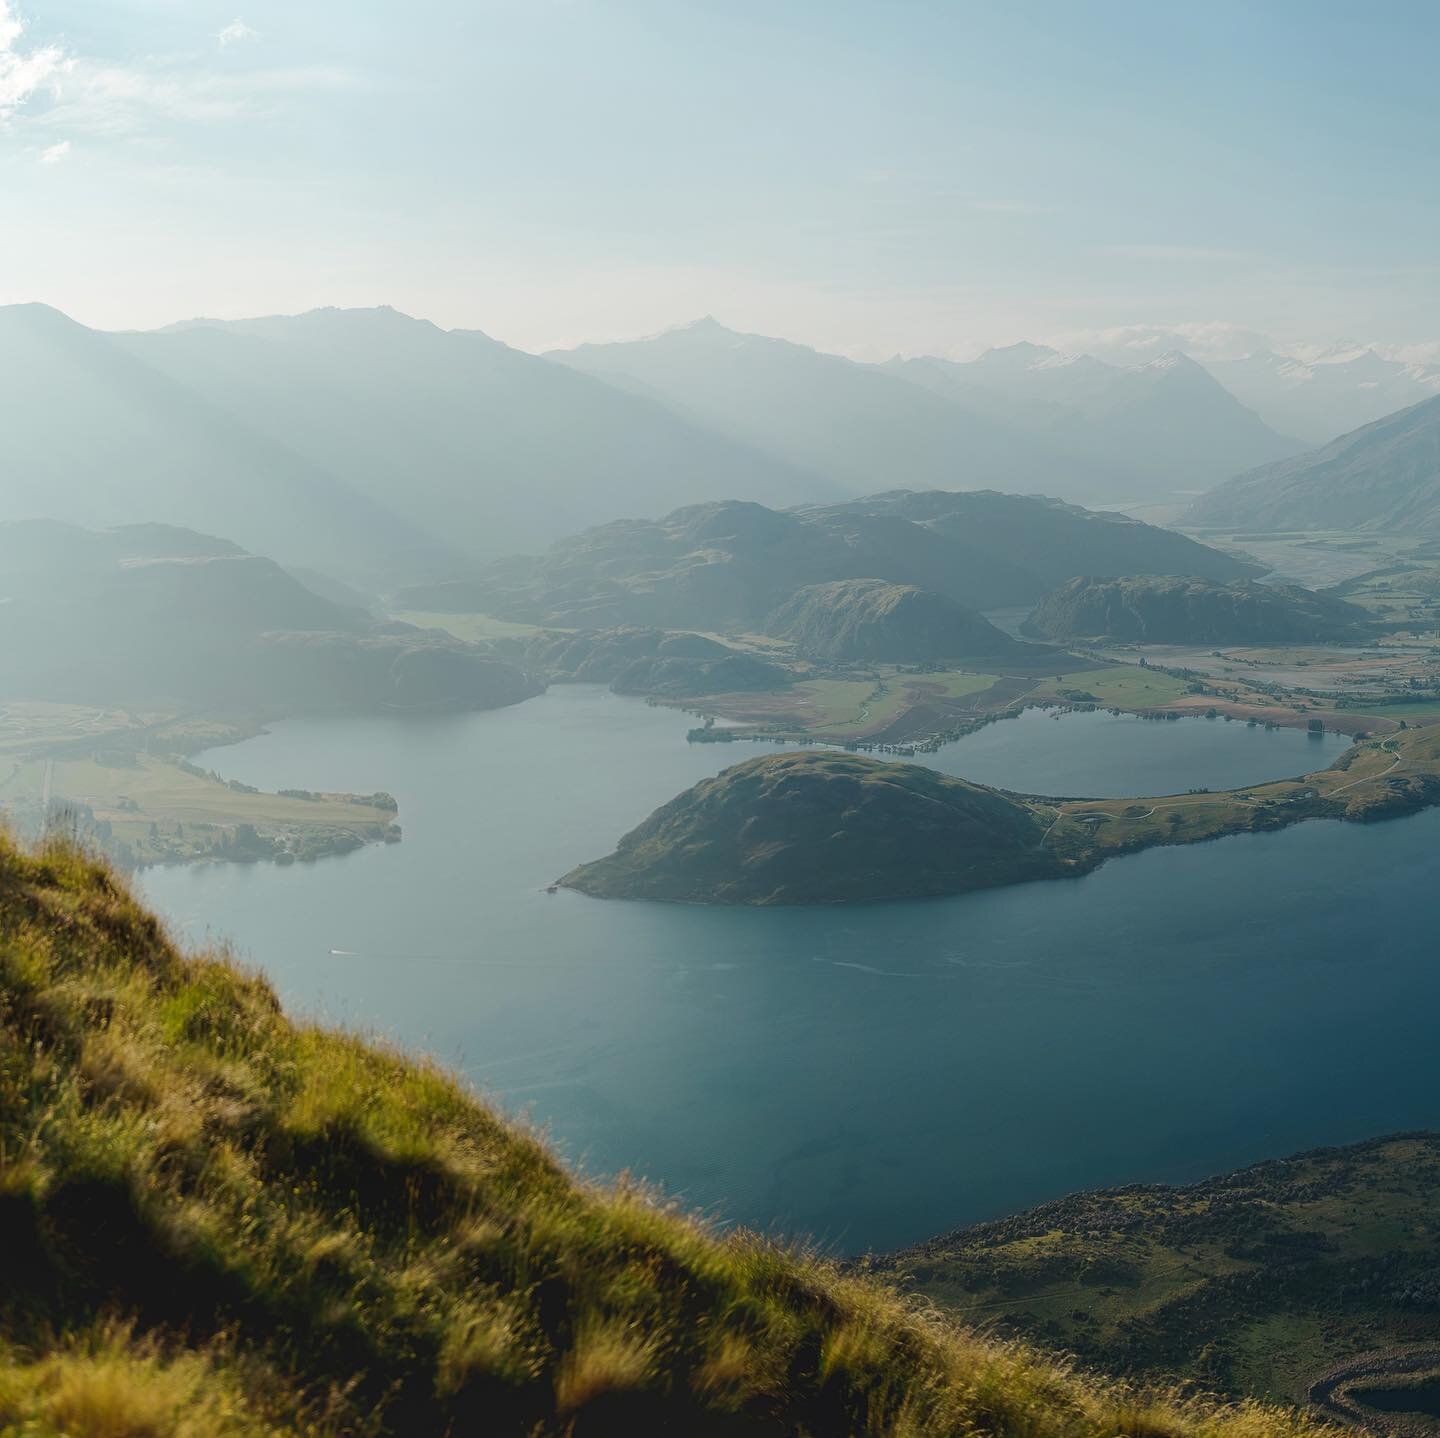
[0,830,1324,1437]
[765,579,1025,662]
[1021,576,1370,646]
[562,752,1067,905]
[870,1136,1440,1406]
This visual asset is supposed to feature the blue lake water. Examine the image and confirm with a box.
[139,687,1435,1255]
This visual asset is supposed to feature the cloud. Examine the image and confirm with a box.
[0,0,69,118]
[1043,321,1277,364]
[38,137,69,163]
[41,60,357,137]
[218,19,260,47]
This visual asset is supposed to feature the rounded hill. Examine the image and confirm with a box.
[561,751,1064,905]
[765,578,1026,661]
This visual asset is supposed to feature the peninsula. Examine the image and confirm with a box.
[561,726,1440,905]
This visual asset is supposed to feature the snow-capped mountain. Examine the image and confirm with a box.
[1205,348,1440,442]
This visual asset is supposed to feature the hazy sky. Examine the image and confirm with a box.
[3,0,1440,359]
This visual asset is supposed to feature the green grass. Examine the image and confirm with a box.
[911,670,1001,700]
[881,1136,1440,1405]
[1035,667,1192,708]
[792,678,912,735]
[0,830,1327,1437]
[0,755,395,866]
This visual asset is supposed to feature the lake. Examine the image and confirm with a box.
[139,687,1439,1255]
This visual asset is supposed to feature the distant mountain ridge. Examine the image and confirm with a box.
[115,306,840,562]
[551,319,1301,503]
[1187,395,1440,533]
[882,343,1302,489]
[0,303,449,583]
[395,490,1260,632]
[1207,347,1440,442]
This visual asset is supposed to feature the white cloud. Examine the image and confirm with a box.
[38,137,69,163]
[218,19,260,48]
[1043,321,1277,364]
[42,60,356,137]
[0,0,69,118]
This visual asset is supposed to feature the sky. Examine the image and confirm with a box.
[3,0,1440,359]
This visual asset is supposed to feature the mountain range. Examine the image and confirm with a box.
[13,298,1438,589]
[882,342,1302,488]
[1207,347,1440,443]
[395,491,1259,631]
[552,319,1302,503]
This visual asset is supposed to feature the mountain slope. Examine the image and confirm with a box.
[886,346,1302,488]
[0,830,1317,1438]
[874,1134,1440,1405]
[118,307,842,558]
[551,318,1137,501]
[1188,395,1440,532]
[766,579,1026,661]
[1022,575,1371,645]
[810,490,1262,591]
[0,304,446,581]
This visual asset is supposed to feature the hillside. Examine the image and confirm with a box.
[871,1135,1440,1407]
[561,752,1065,904]
[397,491,1257,632]
[810,490,1262,591]
[0,832,1323,1438]
[118,307,840,559]
[0,304,447,582]
[1188,395,1440,533]
[1021,576,1371,645]
[885,347,1301,488]
[766,579,1027,662]
[516,627,791,697]
[0,521,539,714]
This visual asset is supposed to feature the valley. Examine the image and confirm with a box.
[9,14,1440,1434]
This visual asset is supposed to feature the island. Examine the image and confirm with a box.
[561,726,1440,905]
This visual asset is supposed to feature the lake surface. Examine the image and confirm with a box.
[139,688,1436,1255]
[921,704,1345,796]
